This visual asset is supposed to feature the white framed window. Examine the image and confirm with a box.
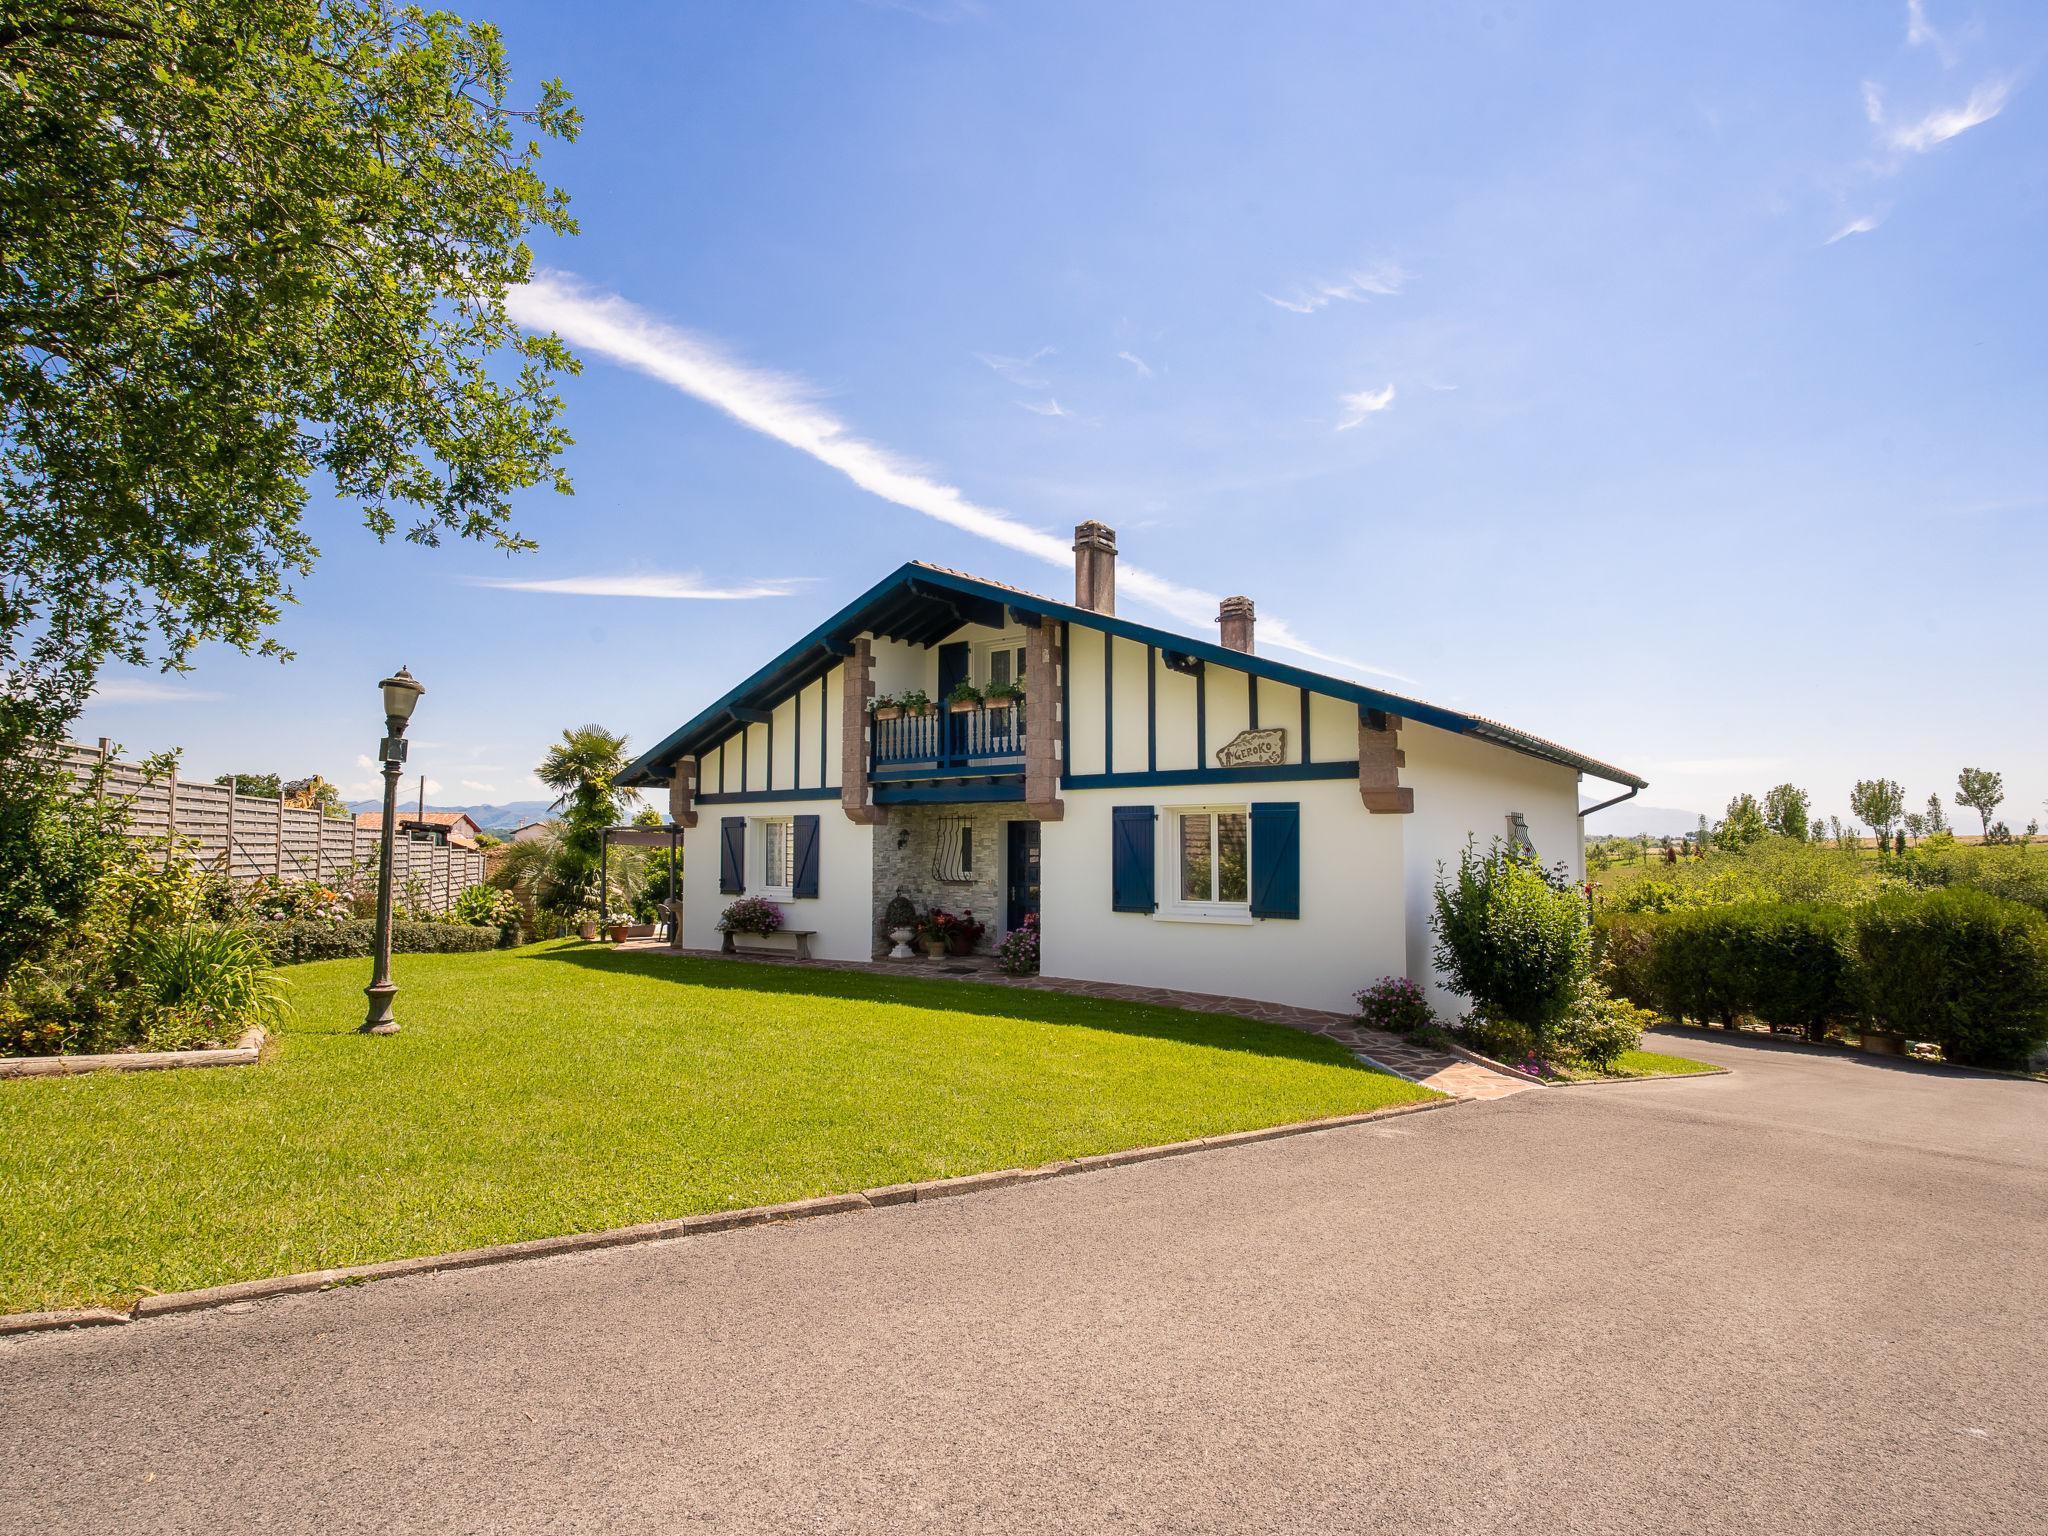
[1165,805,1250,920]
[973,635,1029,689]
[756,817,795,898]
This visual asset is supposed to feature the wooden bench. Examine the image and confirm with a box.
[722,929,818,961]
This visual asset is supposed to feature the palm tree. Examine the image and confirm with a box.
[535,725,637,897]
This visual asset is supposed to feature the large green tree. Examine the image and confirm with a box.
[0,0,579,755]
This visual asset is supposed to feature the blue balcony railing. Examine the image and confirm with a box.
[871,705,1024,777]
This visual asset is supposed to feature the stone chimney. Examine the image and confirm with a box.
[1218,595,1255,654]
[1073,521,1117,614]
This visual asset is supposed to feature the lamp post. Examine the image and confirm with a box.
[362,666,426,1035]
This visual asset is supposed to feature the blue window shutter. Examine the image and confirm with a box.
[1111,805,1156,913]
[1249,802,1300,919]
[792,815,821,898]
[719,816,745,894]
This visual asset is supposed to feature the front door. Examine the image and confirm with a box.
[1005,820,1041,932]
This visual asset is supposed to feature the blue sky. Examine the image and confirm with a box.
[81,0,2045,832]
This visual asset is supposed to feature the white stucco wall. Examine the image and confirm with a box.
[680,801,876,963]
[1397,723,1586,1016]
[1038,778,1408,1013]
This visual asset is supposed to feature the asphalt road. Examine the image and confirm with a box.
[4,1030,2043,1535]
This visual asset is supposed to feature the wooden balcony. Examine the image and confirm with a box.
[870,706,1024,781]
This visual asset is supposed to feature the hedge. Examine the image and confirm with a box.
[1597,890,2048,1064]
[1855,888,2048,1069]
[257,919,512,967]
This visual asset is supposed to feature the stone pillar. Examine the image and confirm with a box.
[1024,622,1064,821]
[1073,521,1117,615]
[666,756,699,829]
[839,639,888,826]
[1358,710,1414,814]
[1218,595,1255,654]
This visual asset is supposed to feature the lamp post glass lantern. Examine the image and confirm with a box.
[362,666,425,1035]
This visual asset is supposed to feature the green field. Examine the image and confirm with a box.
[0,942,1434,1313]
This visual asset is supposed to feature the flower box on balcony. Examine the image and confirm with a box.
[873,705,902,721]
[947,697,982,715]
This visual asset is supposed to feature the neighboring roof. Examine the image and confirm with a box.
[354,810,482,847]
[619,562,1646,792]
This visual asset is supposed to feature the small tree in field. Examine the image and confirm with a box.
[1849,779,1905,854]
[1763,783,1810,841]
[1956,768,2004,839]
[1431,839,1592,1057]
[1716,793,1768,851]
[1924,794,1950,836]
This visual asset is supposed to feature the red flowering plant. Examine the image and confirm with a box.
[917,907,987,955]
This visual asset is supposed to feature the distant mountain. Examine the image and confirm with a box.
[1580,803,1711,839]
[347,798,554,832]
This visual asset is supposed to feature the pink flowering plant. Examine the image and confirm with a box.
[995,913,1040,975]
[717,896,784,936]
[1354,975,1434,1034]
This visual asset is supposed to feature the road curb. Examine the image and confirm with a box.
[1,1097,1457,1338]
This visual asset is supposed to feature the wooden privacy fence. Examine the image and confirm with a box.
[58,739,485,914]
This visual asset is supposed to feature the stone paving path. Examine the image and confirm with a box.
[613,940,1534,1101]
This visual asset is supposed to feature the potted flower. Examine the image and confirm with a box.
[917,908,953,959]
[871,692,901,722]
[898,688,933,718]
[883,893,919,959]
[948,908,987,956]
[945,680,984,714]
[718,895,785,955]
[605,917,631,944]
[573,907,601,942]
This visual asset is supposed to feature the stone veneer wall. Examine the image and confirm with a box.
[870,803,1019,956]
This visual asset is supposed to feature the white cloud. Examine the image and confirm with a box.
[467,572,800,600]
[460,779,496,794]
[1826,213,1882,244]
[1262,261,1408,315]
[1335,383,1397,431]
[1017,397,1071,417]
[1862,81,1886,127]
[1116,350,1154,379]
[974,347,1054,389]
[505,269,1407,680]
[1881,78,2011,152]
[89,678,224,704]
[1905,0,1955,64]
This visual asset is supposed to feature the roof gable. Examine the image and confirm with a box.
[619,562,1644,791]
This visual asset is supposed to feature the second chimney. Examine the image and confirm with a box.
[1073,521,1117,614]
[1218,595,1255,653]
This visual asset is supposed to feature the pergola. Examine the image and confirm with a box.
[598,823,682,936]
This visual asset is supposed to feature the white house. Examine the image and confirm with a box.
[618,524,1644,1014]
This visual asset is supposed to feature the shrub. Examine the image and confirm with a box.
[1551,980,1651,1071]
[1855,889,2048,1068]
[1355,975,1434,1034]
[1430,839,1591,1050]
[257,919,508,966]
[450,883,519,928]
[1644,905,1753,1027]
[996,913,1040,975]
[718,896,783,936]
[1741,902,1859,1043]
[1593,912,1659,1009]
[128,924,291,1048]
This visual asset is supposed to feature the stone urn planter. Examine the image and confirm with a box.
[577,920,599,941]
[887,926,917,960]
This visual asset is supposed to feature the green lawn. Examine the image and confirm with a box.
[0,941,1434,1313]
[1553,1048,1719,1082]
